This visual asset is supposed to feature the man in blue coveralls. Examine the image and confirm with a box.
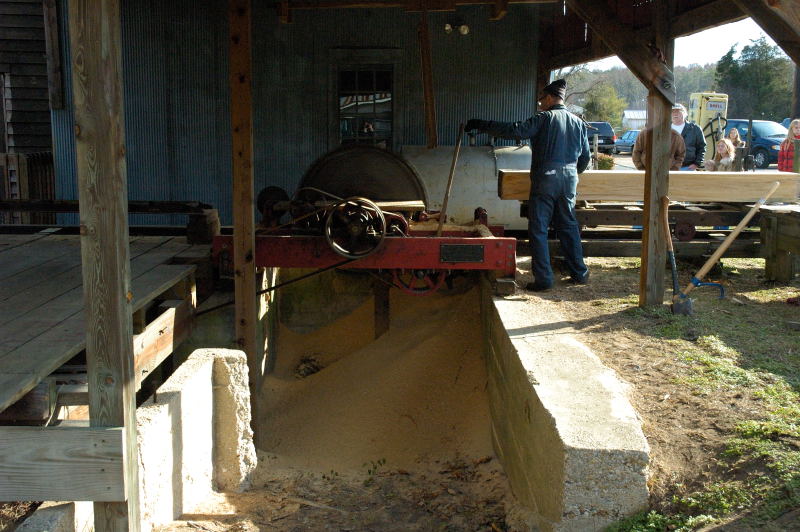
[465,79,590,291]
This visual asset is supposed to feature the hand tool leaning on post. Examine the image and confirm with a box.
[667,181,781,315]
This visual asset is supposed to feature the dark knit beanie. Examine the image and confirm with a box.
[543,79,567,99]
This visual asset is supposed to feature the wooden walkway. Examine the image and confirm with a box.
[0,233,200,413]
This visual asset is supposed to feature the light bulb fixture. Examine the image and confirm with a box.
[444,23,453,34]
[458,24,469,35]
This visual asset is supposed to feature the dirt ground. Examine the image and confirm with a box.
[5,254,798,532]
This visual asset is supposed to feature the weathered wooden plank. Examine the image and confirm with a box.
[498,170,800,203]
[0,14,44,27]
[229,0,260,444]
[418,10,437,148]
[0,237,178,325]
[0,39,47,52]
[0,264,196,413]
[0,51,46,64]
[42,0,64,110]
[68,0,139,524]
[0,234,81,278]
[133,299,193,390]
[0,426,124,502]
[547,237,760,258]
[5,98,50,111]
[0,27,45,40]
[0,3,43,15]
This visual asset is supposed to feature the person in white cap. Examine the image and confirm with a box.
[671,103,706,170]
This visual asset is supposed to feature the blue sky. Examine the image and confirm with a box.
[589,18,779,70]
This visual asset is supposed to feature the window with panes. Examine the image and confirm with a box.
[338,66,393,148]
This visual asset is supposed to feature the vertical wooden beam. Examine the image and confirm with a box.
[418,10,437,148]
[43,0,64,110]
[67,0,140,530]
[794,69,800,127]
[229,0,260,438]
[639,0,674,307]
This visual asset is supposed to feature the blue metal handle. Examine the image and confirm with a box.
[690,277,725,299]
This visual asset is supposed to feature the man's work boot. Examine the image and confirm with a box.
[569,271,590,285]
[526,280,553,292]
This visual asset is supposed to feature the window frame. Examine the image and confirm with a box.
[328,48,403,151]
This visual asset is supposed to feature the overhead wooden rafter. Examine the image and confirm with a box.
[564,0,675,103]
[275,0,554,22]
[731,0,800,63]
[543,0,746,71]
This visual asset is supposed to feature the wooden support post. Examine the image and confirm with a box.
[793,67,800,120]
[418,9,437,148]
[229,0,260,441]
[42,0,64,110]
[639,0,674,307]
[794,138,800,174]
[67,0,140,529]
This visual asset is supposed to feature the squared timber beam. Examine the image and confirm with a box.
[732,0,800,64]
[0,426,124,502]
[229,0,261,445]
[67,0,141,529]
[564,0,675,103]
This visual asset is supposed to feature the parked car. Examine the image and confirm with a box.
[614,129,639,154]
[587,121,617,154]
[725,119,788,169]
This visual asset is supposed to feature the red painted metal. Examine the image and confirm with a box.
[213,232,516,277]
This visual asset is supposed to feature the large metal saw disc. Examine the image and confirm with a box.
[299,145,427,204]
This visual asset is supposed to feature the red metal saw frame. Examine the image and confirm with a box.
[213,227,516,277]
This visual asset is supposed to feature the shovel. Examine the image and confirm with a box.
[671,181,781,315]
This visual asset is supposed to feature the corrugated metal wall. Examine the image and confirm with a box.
[51,0,539,225]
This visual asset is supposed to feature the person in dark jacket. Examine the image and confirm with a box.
[465,79,590,291]
[671,103,706,170]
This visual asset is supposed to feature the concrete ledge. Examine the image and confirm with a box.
[19,348,257,532]
[480,277,649,531]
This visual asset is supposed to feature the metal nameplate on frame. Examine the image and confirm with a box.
[440,244,484,263]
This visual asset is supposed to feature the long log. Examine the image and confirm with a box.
[498,170,800,203]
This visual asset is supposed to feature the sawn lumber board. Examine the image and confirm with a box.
[498,170,800,202]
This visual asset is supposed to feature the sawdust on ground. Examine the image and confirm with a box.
[157,280,519,531]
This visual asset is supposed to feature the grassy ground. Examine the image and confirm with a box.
[536,257,799,531]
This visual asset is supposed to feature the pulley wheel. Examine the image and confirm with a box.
[324,197,387,259]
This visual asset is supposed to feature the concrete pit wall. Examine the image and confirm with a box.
[19,348,257,532]
[480,276,650,531]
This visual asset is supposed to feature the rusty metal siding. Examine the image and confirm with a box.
[52,1,538,225]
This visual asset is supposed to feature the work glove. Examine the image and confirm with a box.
[464,119,483,133]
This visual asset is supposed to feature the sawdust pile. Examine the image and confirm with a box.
[257,284,494,473]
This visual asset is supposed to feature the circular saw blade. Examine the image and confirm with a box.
[299,145,427,204]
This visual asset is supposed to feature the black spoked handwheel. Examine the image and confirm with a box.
[324,197,387,259]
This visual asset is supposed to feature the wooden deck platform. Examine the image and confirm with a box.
[0,233,202,414]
